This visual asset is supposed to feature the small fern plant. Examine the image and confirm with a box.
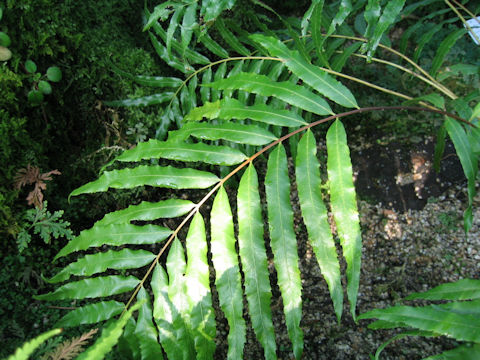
[34,0,479,359]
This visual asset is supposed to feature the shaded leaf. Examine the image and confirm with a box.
[151,265,184,360]
[430,28,467,77]
[445,118,478,232]
[405,279,480,301]
[95,199,195,227]
[201,0,236,22]
[215,18,250,56]
[55,301,124,328]
[76,301,143,360]
[47,249,155,283]
[104,93,174,107]
[424,343,480,360]
[54,224,171,261]
[251,34,358,108]
[34,275,140,301]
[6,328,61,360]
[135,287,164,359]
[359,303,480,342]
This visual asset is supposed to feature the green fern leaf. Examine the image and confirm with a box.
[251,34,358,109]
[215,18,250,56]
[326,119,362,321]
[76,301,143,360]
[265,144,303,359]
[34,275,140,301]
[166,5,184,59]
[95,199,194,227]
[104,93,174,107]
[211,186,246,360]
[167,238,196,359]
[118,317,140,359]
[55,301,125,328]
[201,0,236,22]
[198,31,229,58]
[362,0,406,60]
[70,165,219,196]
[54,224,171,261]
[445,118,478,232]
[47,249,155,283]
[238,164,277,359]
[175,122,277,146]
[332,42,362,72]
[181,3,198,57]
[152,265,184,360]
[185,213,216,359]
[7,328,61,360]
[296,130,343,321]
[185,98,307,127]
[405,279,480,301]
[430,28,467,77]
[413,22,443,63]
[424,343,480,360]
[207,72,333,115]
[109,139,247,166]
[148,15,210,66]
[148,32,191,73]
[135,287,165,360]
[359,302,480,343]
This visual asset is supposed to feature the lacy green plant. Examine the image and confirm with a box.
[35,0,479,359]
[359,279,480,360]
[15,201,73,253]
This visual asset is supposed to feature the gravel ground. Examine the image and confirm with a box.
[212,136,480,359]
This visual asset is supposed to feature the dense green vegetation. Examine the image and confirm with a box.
[1,0,479,359]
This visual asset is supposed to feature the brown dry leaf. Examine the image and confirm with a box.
[14,164,40,189]
[14,165,61,208]
[42,328,98,360]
